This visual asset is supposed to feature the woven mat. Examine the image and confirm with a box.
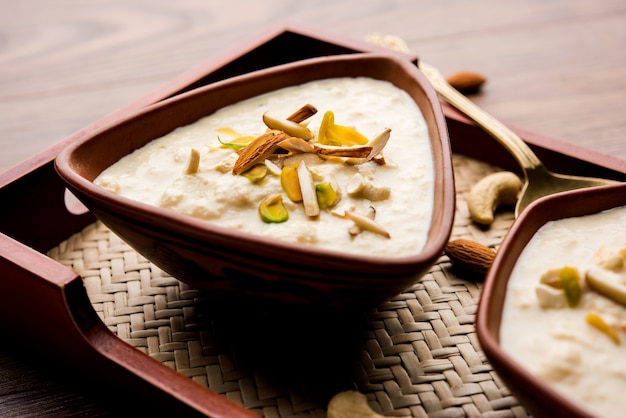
[48,153,529,418]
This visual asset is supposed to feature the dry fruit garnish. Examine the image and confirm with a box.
[232,130,286,175]
[585,311,620,345]
[281,163,302,202]
[346,173,391,201]
[184,148,201,175]
[258,194,289,223]
[344,209,390,238]
[225,104,393,233]
[560,266,583,308]
[587,266,626,307]
[297,160,320,217]
[315,182,340,209]
[348,206,375,236]
[318,110,369,146]
[263,112,314,140]
[241,164,268,183]
[286,103,318,123]
[345,128,391,165]
[535,266,582,309]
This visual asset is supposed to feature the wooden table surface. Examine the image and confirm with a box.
[0,0,624,416]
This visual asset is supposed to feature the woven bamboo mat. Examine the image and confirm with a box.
[48,153,530,418]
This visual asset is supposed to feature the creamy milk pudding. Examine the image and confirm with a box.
[500,205,626,417]
[95,77,435,258]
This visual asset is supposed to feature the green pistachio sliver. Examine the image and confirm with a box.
[281,163,302,202]
[242,164,268,184]
[259,194,289,223]
[315,183,339,209]
[217,135,249,150]
[559,266,582,308]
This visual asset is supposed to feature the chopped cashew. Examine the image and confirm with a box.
[536,284,567,309]
[184,148,201,175]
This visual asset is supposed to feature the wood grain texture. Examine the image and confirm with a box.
[0,0,625,416]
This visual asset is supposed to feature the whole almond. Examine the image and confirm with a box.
[446,71,487,94]
[444,238,496,274]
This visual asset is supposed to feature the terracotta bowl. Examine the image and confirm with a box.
[54,53,455,309]
[477,181,626,417]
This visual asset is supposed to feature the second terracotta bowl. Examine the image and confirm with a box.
[477,181,626,417]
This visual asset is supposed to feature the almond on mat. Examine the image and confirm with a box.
[444,238,496,274]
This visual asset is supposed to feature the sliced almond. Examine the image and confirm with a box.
[586,266,626,306]
[346,128,391,165]
[344,209,390,238]
[349,206,376,236]
[286,104,318,123]
[279,137,316,154]
[297,160,320,217]
[313,143,372,158]
[263,112,314,140]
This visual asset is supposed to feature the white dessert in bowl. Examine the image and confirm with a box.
[94,76,434,258]
[477,182,626,417]
[55,53,455,308]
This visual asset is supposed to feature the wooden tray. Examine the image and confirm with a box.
[1,23,625,417]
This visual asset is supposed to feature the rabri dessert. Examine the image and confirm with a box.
[500,205,626,417]
[94,77,435,258]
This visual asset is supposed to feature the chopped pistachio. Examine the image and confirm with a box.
[315,183,340,209]
[184,148,201,175]
[242,164,268,183]
[259,194,289,223]
[281,163,302,202]
[559,266,582,308]
[586,311,620,345]
[317,110,369,146]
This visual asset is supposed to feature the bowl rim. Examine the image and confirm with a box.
[476,182,626,417]
[54,52,455,274]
